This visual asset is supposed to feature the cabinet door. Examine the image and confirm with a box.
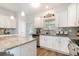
[55,9,68,27]
[10,19,16,28]
[76,4,79,26]
[59,10,68,27]
[4,16,11,28]
[40,35,53,49]
[46,36,53,49]
[60,37,69,54]
[20,41,36,56]
[51,36,59,50]
[0,14,6,28]
[6,47,21,56]
[0,14,16,28]
[68,4,77,27]
[40,35,48,48]
[55,37,61,51]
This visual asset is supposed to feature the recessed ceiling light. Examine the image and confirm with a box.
[10,16,14,20]
[31,3,40,8]
[21,11,25,16]
[46,6,48,9]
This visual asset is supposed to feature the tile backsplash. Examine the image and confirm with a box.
[0,28,16,35]
[40,27,79,35]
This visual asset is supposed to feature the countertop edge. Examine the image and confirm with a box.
[4,38,37,51]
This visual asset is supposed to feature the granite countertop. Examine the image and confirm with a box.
[40,34,79,40]
[0,35,36,52]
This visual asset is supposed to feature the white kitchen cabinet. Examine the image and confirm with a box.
[55,9,68,27]
[10,19,16,28]
[40,35,53,49]
[59,10,68,27]
[5,16,16,28]
[20,40,36,56]
[6,40,36,56]
[40,35,49,48]
[0,14,16,28]
[6,46,21,56]
[58,37,69,54]
[0,14,6,28]
[68,4,77,27]
[76,4,79,26]
[40,35,70,54]
[34,17,43,28]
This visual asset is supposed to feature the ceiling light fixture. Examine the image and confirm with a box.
[21,11,25,16]
[46,6,48,9]
[10,16,14,20]
[31,3,40,8]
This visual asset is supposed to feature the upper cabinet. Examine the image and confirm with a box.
[34,9,56,30]
[68,4,77,27]
[34,4,79,28]
[56,4,79,27]
[76,4,79,26]
[0,14,16,28]
[55,9,68,27]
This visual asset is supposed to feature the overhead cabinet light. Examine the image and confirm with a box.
[21,11,25,16]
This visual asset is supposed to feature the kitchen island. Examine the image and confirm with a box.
[0,35,37,56]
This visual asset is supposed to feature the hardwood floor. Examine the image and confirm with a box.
[37,48,65,56]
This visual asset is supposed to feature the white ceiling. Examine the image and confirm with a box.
[0,3,70,16]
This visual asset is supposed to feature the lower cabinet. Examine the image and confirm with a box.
[20,41,36,56]
[6,40,36,56]
[40,35,53,49]
[40,35,70,54]
[6,46,21,56]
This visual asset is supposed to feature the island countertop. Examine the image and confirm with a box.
[0,36,36,52]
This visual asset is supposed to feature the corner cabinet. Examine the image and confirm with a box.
[0,14,16,28]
